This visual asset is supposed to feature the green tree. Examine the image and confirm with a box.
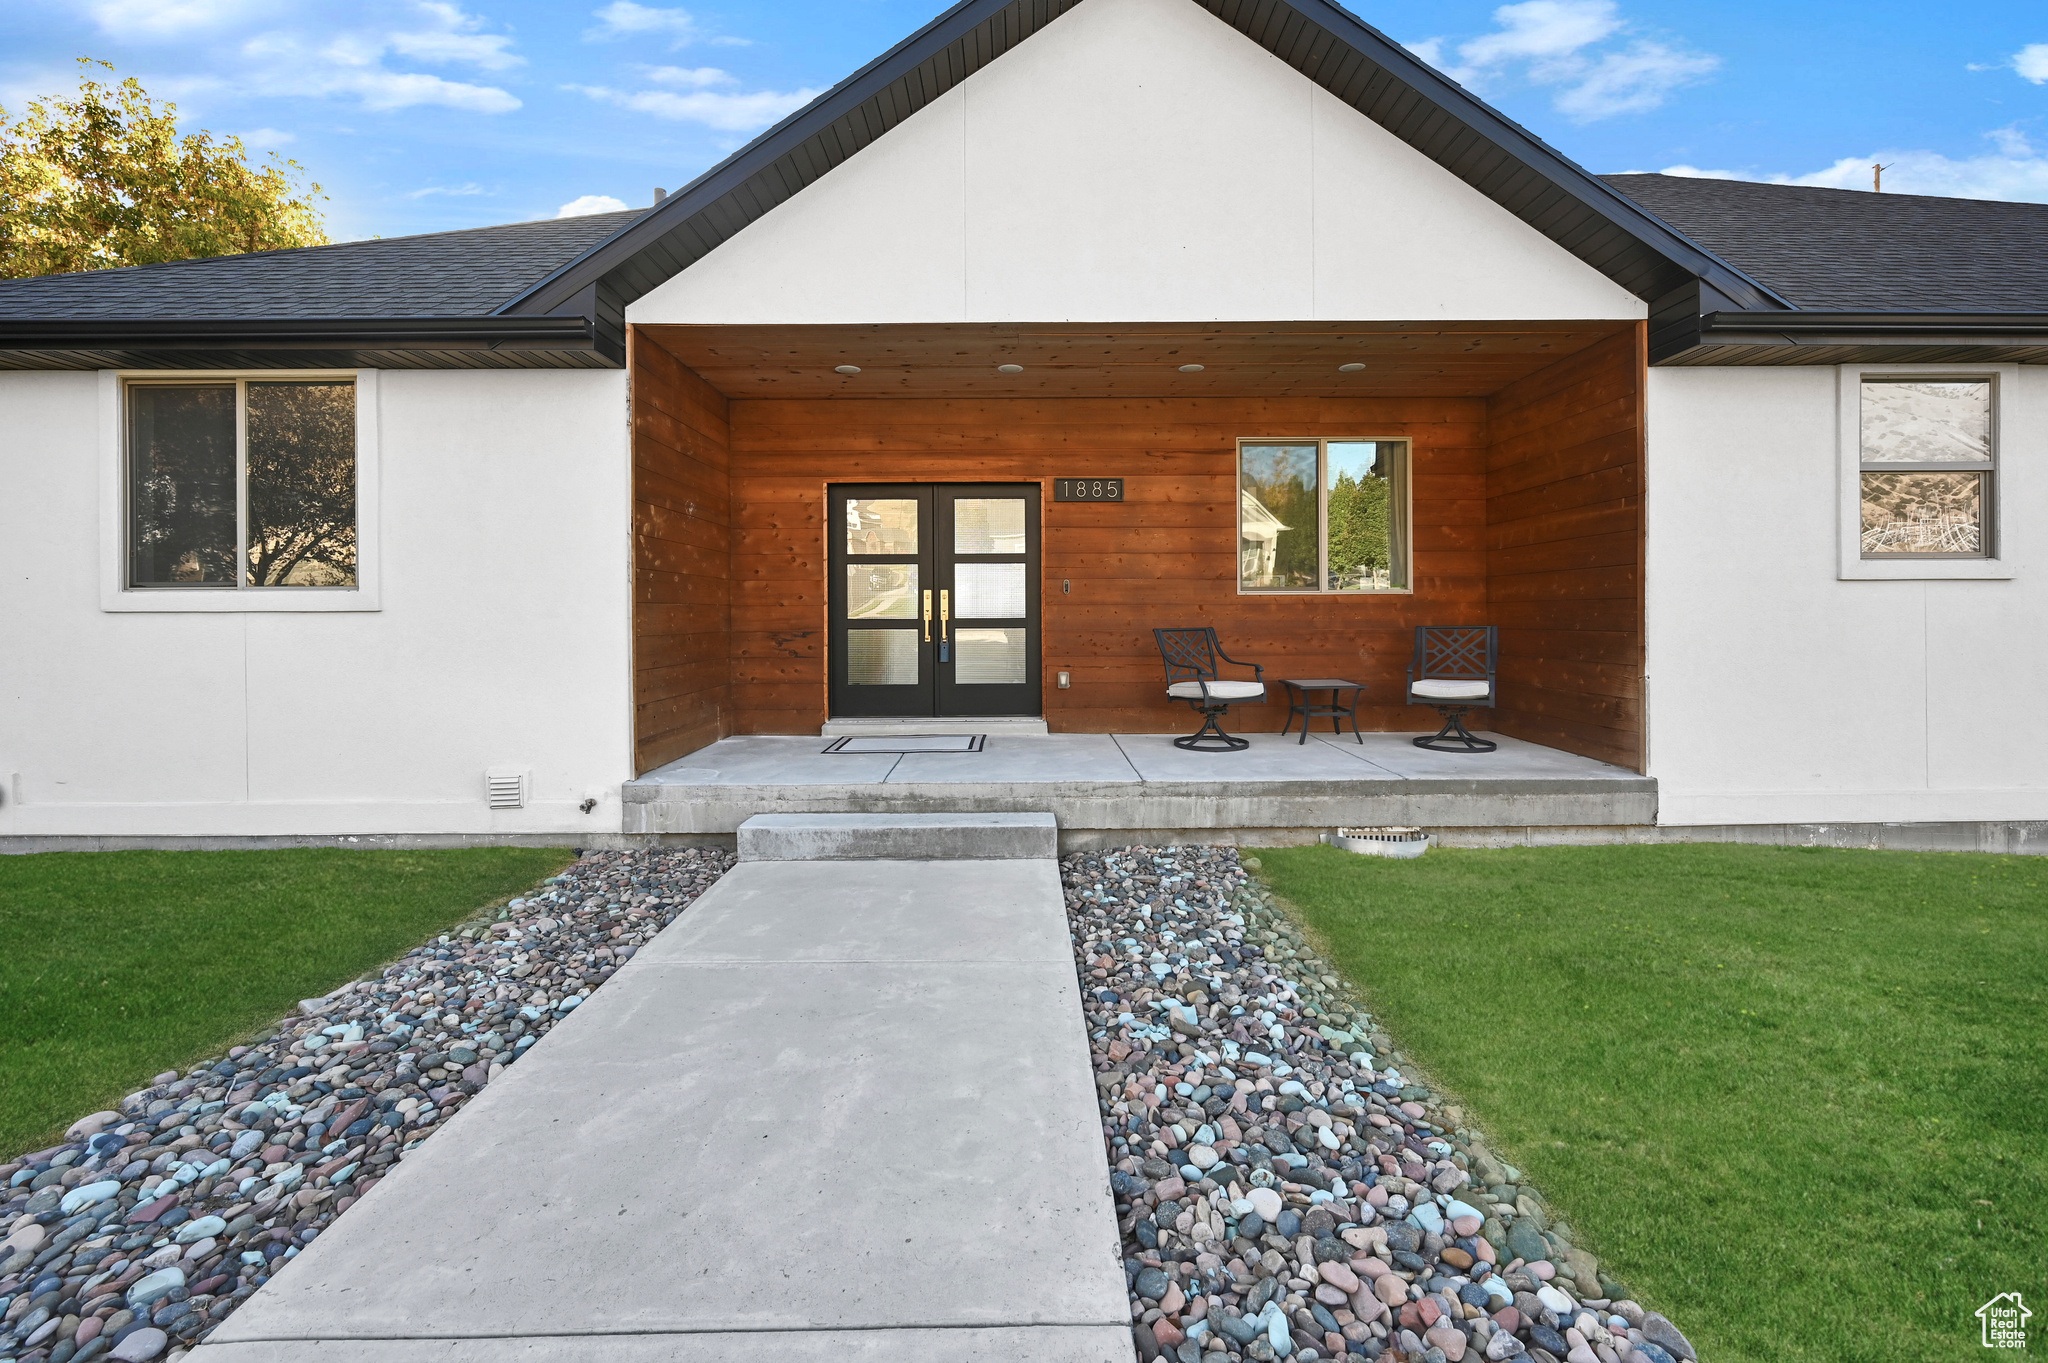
[1328,469,1390,585]
[0,59,326,279]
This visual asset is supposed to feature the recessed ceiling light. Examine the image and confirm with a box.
[1178,363,1205,373]
[996,363,1024,374]
[834,365,861,375]
[1338,363,1366,373]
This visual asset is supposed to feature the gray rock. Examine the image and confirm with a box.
[1641,1312,1696,1361]
[110,1327,169,1361]
[1506,1219,1549,1264]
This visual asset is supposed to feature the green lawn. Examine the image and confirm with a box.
[1256,842,2045,1363]
[0,847,574,1155]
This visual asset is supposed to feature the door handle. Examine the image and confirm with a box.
[939,589,949,641]
[922,589,932,641]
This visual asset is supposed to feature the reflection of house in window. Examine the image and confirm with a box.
[1238,490,1288,587]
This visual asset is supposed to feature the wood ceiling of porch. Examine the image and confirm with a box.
[638,321,1634,399]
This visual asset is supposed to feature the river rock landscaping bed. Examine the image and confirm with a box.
[0,847,732,1363]
[1067,845,1701,1363]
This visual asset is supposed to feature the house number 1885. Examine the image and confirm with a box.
[1054,478,1124,502]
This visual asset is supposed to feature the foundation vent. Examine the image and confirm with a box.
[485,769,527,810]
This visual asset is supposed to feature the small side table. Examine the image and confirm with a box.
[1280,679,1367,745]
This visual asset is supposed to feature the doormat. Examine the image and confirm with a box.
[823,734,987,754]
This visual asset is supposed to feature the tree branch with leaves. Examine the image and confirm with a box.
[0,59,327,279]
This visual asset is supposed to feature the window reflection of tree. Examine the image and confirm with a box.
[130,385,237,586]
[246,382,356,587]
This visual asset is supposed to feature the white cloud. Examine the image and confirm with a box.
[582,1,743,48]
[87,0,265,40]
[569,79,819,132]
[1408,0,1716,122]
[384,2,522,71]
[408,182,489,197]
[1648,127,2048,203]
[240,22,523,113]
[645,66,736,88]
[1459,0,1621,68]
[558,194,629,216]
[2014,44,2048,84]
[235,126,296,147]
[1553,41,1719,120]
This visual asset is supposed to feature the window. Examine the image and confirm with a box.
[126,377,358,590]
[1857,378,1993,559]
[1836,365,2011,582]
[1237,439,1410,593]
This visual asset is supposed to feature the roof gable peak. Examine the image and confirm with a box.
[500,0,1788,324]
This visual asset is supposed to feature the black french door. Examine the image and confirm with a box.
[828,483,1042,718]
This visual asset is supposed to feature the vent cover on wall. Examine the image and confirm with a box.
[485,769,526,810]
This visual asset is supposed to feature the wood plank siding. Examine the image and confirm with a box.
[1482,327,1647,769]
[726,395,1493,739]
[632,334,734,772]
[630,324,1649,774]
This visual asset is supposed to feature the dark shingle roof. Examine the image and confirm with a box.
[0,209,647,319]
[1604,174,2048,312]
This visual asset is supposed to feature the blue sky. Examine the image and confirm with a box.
[4,0,2046,243]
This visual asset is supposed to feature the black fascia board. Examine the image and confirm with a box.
[499,0,1793,322]
[0,315,598,354]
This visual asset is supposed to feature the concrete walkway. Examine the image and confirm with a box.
[194,823,1129,1360]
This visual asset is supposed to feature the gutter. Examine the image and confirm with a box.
[1701,311,2048,343]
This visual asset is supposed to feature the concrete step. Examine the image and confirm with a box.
[737,812,1057,861]
[820,716,1049,736]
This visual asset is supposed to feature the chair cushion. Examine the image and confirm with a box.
[1168,680,1265,701]
[1411,677,1490,700]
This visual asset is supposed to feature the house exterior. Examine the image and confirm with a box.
[3,0,2043,849]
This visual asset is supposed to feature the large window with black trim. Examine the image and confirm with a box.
[126,377,358,589]
[1236,438,1411,593]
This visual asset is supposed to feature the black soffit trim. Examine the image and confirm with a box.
[0,316,596,352]
[498,0,1793,321]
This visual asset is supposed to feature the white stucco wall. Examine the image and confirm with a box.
[627,0,1646,327]
[0,368,633,839]
[1645,365,2047,826]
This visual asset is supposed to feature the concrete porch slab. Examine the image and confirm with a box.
[639,734,906,786]
[1111,731,1403,781]
[196,859,1126,1353]
[885,732,1140,784]
[623,732,1658,837]
[1307,731,1653,781]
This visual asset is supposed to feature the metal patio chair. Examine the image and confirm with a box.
[1155,626,1267,751]
[1407,625,1498,752]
